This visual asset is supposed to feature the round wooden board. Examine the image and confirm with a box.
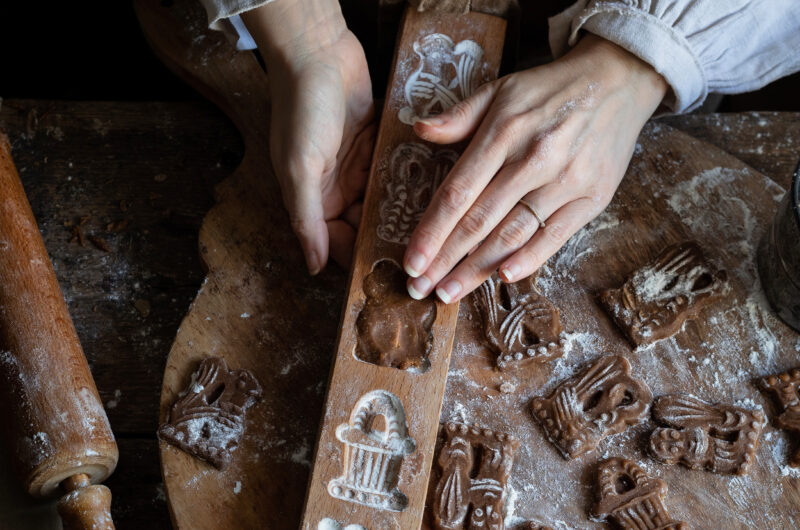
[137,1,800,528]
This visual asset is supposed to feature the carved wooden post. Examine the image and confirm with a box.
[301,7,506,529]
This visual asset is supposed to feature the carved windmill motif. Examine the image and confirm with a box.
[649,394,766,475]
[531,355,651,458]
[328,390,416,511]
[472,274,564,369]
[398,33,484,125]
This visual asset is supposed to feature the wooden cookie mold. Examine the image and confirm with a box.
[649,394,765,475]
[592,458,688,529]
[158,356,262,469]
[472,274,565,370]
[433,422,519,530]
[760,367,800,467]
[531,355,651,459]
[301,9,507,528]
[600,241,728,346]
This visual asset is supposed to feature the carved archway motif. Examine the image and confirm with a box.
[328,390,416,511]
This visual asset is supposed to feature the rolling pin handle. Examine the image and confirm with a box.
[56,473,115,530]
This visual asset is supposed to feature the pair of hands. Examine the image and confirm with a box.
[244,0,667,303]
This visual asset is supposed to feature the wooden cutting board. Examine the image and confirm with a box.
[137,0,800,528]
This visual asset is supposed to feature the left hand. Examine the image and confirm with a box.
[403,34,668,303]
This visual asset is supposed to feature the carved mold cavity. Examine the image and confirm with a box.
[317,518,368,530]
[356,260,436,371]
[599,241,729,346]
[531,355,651,459]
[433,422,519,530]
[377,142,458,245]
[759,367,800,467]
[592,458,688,530]
[471,274,565,370]
[649,394,765,475]
[398,33,484,126]
[158,356,262,470]
[328,390,416,511]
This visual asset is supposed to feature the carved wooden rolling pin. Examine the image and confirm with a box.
[302,8,505,529]
[0,132,118,529]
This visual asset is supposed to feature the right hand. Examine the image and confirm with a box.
[243,0,375,274]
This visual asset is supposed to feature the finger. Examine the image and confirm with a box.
[333,121,376,215]
[429,189,558,303]
[282,166,329,276]
[499,197,599,283]
[406,162,554,299]
[403,108,520,279]
[412,80,500,145]
[327,219,356,270]
[343,201,363,229]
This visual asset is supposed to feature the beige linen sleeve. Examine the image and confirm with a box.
[198,0,279,49]
[549,0,800,113]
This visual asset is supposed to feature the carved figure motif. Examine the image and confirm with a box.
[515,524,553,530]
[158,356,262,469]
[398,34,484,125]
[356,260,437,370]
[592,458,688,530]
[434,422,519,530]
[377,143,458,245]
[317,518,368,530]
[649,394,766,475]
[531,355,651,459]
[599,241,729,346]
[328,390,416,511]
[760,367,800,467]
[472,274,565,369]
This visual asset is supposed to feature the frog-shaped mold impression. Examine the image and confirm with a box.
[328,390,416,512]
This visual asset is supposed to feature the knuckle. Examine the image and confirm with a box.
[438,181,471,212]
[497,216,531,248]
[289,216,317,237]
[544,222,570,245]
[459,203,492,237]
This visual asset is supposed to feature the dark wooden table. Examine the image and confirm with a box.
[0,100,797,528]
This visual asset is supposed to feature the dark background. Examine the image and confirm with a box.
[1,1,798,110]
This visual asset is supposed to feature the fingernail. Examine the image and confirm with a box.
[416,115,445,127]
[306,250,321,276]
[405,252,426,278]
[436,279,462,304]
[500,264,520,282]
[407,275,431,300]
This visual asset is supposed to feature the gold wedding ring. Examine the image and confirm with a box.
[519,198,546,228]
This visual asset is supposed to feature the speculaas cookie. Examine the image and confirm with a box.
[592,457,688,529]
[759,367,800,467]
[531,355,651,458]
[599,241,728,346]
[472,274,565,370]
[158,356,262,469]
[433,422,519,530]
[356,259,436,370]
[649,394,765,475]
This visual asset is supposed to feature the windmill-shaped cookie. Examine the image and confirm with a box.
[472,274,565,370]
[649,394,766,475]
[158,356,262,469]
[531,355,651,458]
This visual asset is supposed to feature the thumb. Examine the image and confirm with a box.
[282,172,329,276]
[412,81,498,144]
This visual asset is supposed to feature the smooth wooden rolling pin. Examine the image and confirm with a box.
[302,8,505,529]
[0,132,118,529]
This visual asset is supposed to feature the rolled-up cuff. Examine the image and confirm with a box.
[549,3,706,113]
[199,0,274,50]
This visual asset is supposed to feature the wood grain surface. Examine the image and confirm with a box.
[300,9,505,529]
[0,6,797,530]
